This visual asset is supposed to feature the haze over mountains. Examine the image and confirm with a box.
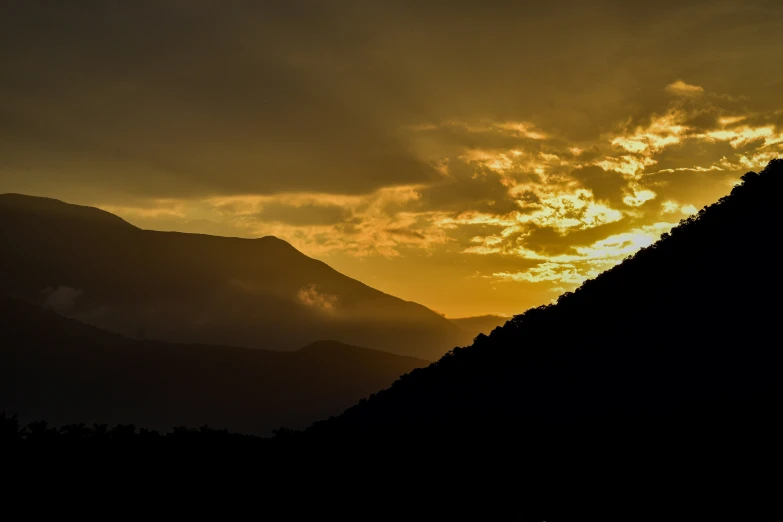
[0,295,428,435]
[0,194,471,360]
[448,315,509,339]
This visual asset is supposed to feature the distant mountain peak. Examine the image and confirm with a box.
[298,339,357,351]
[255,235,302,252]
[258,235,290,243]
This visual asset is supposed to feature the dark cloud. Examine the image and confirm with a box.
[681,111,722,133]
[522,218,633,257]
[255,202,352,226]
[386,228,426,241]
[3,1,782,201]
[644,168,740,210]
[639,138,745,209]
[417,162,520,215]
[569,166,628,207]
[409,123,548,156]
[0,1,441,197]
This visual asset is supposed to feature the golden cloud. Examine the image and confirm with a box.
[411,119,548,141]
[298,284,338,313]
[623,188,657,207]
[101,81,780,295]
[492,262,586,284]
[661,201,697,215]
[665,80,705,96]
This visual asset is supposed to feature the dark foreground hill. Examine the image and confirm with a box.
[300,160,783,444]
[5,164,783,508]
[0,296,428,435]
[0,194,467,359]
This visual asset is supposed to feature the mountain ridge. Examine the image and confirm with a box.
[0,194,468,358]
[0,193,138,229]
[0,295,430,435]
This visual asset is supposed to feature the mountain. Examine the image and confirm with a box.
[0,194,467,359]
[302,160,783,445]
[0,296,429,435]
[449,314,510,339]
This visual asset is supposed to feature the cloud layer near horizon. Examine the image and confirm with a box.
[2,1,782,316]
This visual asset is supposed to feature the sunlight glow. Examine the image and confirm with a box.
[623,189,657,207]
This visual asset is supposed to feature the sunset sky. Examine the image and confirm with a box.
[2,1,782,317]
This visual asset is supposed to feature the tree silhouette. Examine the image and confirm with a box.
[301,159,783,449]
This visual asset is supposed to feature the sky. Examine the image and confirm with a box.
[2,0,783,317]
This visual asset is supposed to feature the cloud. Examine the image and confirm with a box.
[661,201,698,215]
[41,286,84,314]
[254,202,353,227]
[666,80,705,96]
[4,0,782,318]
[6,1,781,205]
[623,188,657,207]
[297,285,338,313]
[85,75,782,295]
[412,120,548,141]
[79,77,782,282]
[492,262,586,284]
[519,218,633,258]
[569,166,628,206]
[704,126,781,149]
[209,186,450,257]
[415,160,522,215]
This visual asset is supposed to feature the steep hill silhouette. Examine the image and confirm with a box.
[0,194,467,359]
[4,163,783,506]
[303,159,783,445]
[0,296,428,435]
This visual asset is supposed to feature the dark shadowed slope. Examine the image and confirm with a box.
[0,193,136,228]
[0,194,467,359]
[0,296,429,435]
[305,160,783,440]
[449,315,510,339]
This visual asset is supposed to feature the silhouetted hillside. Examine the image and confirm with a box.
[0,193,136,228]
[449,314,510,338]
[0,194,467,359]
[304,159,783,442]
[0,296,428,435]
